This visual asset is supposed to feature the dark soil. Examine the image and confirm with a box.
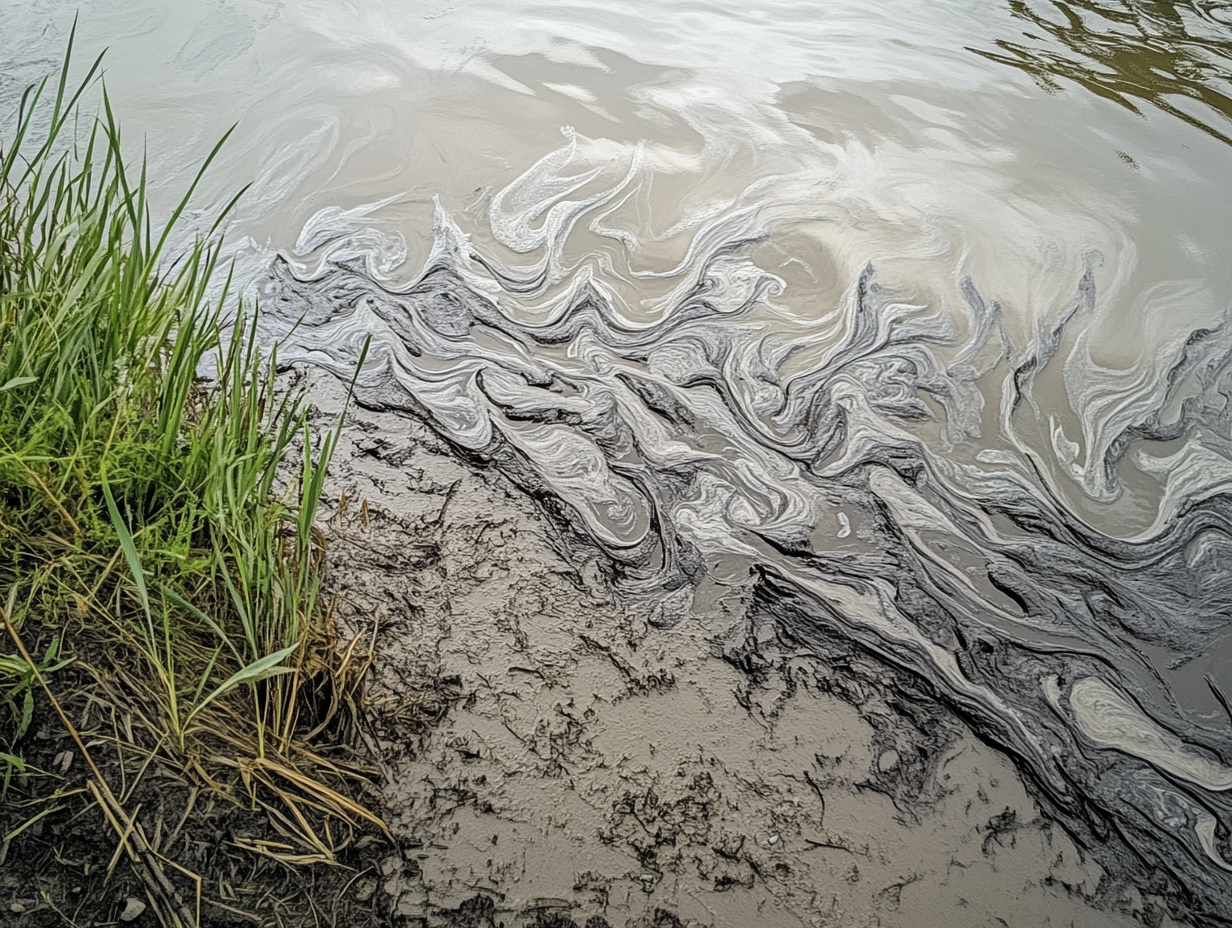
[0,659,390,928]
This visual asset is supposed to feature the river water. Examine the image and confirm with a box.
[4,0,1232,922]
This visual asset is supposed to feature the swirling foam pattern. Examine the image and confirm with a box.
[265,132,1232,922]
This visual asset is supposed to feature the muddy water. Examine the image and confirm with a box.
[5,1,1232,924]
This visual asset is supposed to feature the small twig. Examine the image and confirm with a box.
[163,786,199,852]
[120,730,167,804]
[4,610,196,927]
[203,898,261,924]
[144,885,170,928]
[105,800,141,878]
[803,837,855,854]
[803,769,827,827]
[331,865,374,927]
[160,853,204,927]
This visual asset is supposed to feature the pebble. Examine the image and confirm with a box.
[119,897,146,922]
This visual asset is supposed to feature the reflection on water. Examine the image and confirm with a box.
[975,0,1232,145]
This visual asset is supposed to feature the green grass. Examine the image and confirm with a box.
[0,29,375,872]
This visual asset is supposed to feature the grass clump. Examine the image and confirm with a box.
[0,31,379,919]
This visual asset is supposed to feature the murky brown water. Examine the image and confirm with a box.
[4,1,1232,924]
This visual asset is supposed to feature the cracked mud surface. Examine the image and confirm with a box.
[309,382,1178,928]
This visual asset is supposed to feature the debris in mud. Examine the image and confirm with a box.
[305,380,1181,928]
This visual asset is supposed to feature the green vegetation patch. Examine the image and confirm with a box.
[0,31,379,922]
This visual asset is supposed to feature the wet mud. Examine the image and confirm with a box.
[311,378,1176,928]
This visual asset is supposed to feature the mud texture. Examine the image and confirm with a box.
[312,381,1178,928]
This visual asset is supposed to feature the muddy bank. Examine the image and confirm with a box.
[308,376,1174,928]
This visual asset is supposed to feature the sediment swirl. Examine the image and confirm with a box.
[264,131,1232,923]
